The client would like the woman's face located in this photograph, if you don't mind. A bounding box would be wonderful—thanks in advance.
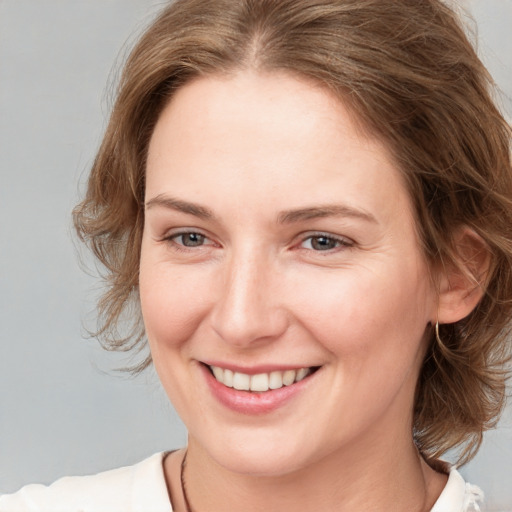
[140,71,437,476]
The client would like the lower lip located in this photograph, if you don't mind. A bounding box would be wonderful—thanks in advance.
[200,364,316,415]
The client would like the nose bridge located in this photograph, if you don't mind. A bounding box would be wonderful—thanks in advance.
[210,243,287,346]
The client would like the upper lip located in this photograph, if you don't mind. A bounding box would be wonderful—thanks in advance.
[201,361,320,375]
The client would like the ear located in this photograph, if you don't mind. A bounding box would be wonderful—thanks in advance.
[436,227,491,324]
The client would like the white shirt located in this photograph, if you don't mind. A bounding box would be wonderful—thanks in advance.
[0,452,484,512]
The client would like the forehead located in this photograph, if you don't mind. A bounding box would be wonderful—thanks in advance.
[145,70,413,227]
[151,70,375,152]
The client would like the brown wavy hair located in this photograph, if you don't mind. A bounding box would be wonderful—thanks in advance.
[74,0,512,465]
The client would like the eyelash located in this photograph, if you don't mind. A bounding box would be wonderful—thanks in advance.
[163,230,353,254]
[298,232,354,253]
[163,230,215,252]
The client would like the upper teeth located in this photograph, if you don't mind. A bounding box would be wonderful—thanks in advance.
[210,366,312,392]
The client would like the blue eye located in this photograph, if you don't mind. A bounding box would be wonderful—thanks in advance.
[301,234,350,251]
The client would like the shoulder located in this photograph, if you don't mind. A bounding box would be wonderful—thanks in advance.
[0,452,172,512]
[430,467,484,512]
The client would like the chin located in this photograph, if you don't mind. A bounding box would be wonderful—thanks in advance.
[195,428,320,477]
[217,450,307,478]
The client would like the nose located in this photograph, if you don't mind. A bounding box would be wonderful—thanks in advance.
[209,250,289,348]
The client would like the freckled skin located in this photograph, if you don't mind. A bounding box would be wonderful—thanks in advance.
[140,71,445,510]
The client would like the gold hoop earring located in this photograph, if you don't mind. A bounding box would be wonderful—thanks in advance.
[435,321,442,345]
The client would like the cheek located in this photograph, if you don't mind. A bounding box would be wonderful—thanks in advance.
[287,260,432,360]
[289,263,433,433]
[138,255,214,419]
[139,256,212,351]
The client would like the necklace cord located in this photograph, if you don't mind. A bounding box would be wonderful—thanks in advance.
[179,448,435,511]
[180,450,193,512]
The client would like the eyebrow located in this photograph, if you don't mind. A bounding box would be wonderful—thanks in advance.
[145,194,377,225]
[277,205,378,224]
[145,194,215,220]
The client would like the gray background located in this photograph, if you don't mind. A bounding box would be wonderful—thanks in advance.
[0,1,511,510]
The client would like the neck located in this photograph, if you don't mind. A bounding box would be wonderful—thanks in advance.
[167,432,446,512]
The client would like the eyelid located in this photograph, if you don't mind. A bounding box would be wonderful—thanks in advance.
[162,228,217,248]
[159,228,353,252]
[296,231,355,251]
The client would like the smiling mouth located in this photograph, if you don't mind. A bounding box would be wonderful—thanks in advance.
[206,365,320,392]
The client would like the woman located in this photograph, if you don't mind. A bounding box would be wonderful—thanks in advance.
[1,0,511,510]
